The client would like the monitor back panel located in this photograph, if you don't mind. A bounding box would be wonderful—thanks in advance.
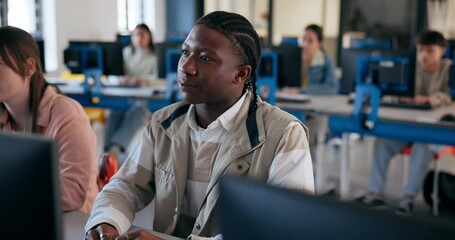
[219,176,455,240]
[0,133,62,239]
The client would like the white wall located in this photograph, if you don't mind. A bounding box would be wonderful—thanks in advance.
[44,0,118,75]
[204,0,340,44]
[273,0,339,43]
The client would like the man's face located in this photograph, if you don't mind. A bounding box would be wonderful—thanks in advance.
[177,24,246,105]
[417,44,445,71]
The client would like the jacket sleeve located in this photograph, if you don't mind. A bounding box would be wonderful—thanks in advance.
[267,121,315,194]
[85,123,156,235]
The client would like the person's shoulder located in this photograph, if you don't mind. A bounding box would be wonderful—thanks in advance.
[123,46,133,56]
[259,102,300,124]
[49,91,87,119]
[151,102,190,122]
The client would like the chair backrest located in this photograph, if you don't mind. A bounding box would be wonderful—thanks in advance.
[98,153,119,190]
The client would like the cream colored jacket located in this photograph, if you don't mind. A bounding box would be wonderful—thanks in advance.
[86,92,312,237]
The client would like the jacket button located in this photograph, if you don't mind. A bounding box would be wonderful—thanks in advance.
[196,224,201,230]
[237,164,243,170]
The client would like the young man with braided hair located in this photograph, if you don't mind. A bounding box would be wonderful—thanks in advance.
[85,11,314,240]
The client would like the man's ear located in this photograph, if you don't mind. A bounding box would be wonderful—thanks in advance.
[234,65,252,84]
[25,58,37,77]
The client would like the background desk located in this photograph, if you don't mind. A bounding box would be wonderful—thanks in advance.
[63,211,181,240]
[277,95,455,199]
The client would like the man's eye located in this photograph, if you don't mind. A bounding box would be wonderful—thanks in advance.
[181,49,189,55]
[200,55,211,61]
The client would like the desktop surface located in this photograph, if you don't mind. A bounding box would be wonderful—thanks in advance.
[219,176,455,240]
[0,133,62,239]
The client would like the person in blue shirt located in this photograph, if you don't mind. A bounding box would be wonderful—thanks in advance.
[281,24,338,163]
[299,24,337,94]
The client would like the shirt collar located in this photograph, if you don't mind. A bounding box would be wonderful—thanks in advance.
[187,91,248,132]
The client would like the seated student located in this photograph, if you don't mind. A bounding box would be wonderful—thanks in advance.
[281,24,337,94]
[0,26,98,213]
[85,11,314,240]
[105,23,157,163]
[282,24,337,163]
[357,30,452,214]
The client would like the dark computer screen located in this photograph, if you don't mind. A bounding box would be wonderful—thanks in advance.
[264,45,302,88]
[64,41,125,76]
[34,37,46,72]
[449,64,455,98]
[218,176,455,240]
[445,40,455,59]
[340,48,415,95]
[0,133,62,239]
[155,41,183,78]
[116,33,131,48]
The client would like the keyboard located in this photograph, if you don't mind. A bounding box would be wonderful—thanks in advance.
[276,92,311,103]
[380,101,433,110]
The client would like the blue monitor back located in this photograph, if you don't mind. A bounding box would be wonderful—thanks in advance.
[356,56,414,97]
[218,176,455,240]
[340,48,415,95]
[350,38,393,49]
[280,37,299,46]
[156,41,183,78]
[0,133,62,239]
[116,34,131,48]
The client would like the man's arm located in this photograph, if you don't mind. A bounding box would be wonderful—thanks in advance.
[267,121,315,194]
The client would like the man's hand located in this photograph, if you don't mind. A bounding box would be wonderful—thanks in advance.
[85,223,119,240]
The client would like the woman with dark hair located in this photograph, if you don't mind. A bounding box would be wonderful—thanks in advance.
[0,26,98,213]
[85,11,313,240]
[299,24,337,94]
[105,23,157,161]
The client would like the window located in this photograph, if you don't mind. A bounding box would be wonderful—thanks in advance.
[0,0,42,36]
[117,0,145,32]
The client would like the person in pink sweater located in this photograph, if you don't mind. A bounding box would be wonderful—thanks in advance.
[0,25,98,213]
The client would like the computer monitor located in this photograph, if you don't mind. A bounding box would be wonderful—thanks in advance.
[449,64,455,98]
[350,38,394,49]
[356,56,415,97]
[34,37,46,72]
[64,41,125,76]
[264,45,302,88]
[155,41,184,78]
[445,40,455,59]
[280,37,299,46]
[0,133,62,239]
[218,176,455,240]
[340,48,415,95]
[116,33,131,48]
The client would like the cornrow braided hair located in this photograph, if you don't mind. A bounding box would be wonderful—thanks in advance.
[196,11,262,115]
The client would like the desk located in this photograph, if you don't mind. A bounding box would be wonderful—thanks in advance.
[63,211,181,240]
[48,77,170,111]
[277,95,455,199]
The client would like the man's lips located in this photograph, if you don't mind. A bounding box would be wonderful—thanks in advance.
[179,80,197,88]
